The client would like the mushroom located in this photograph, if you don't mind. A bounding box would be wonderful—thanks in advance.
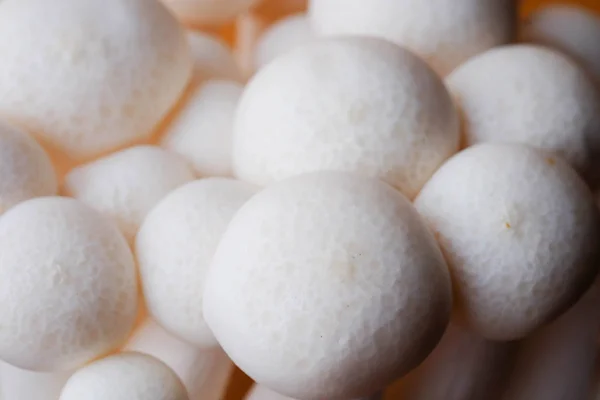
[233,36,459,199]
[204,171,452,399]
[0,0,191,160]
[64,145,195,242]
[415,143,600,340]
[136,178,259,347]
[59,352,188,400]
[0,197,138,371]
[308,0,517,76]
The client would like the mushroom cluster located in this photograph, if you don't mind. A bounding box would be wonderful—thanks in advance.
[0,0,599,399]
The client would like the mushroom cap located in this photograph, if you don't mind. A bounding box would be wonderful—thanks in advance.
[233,36,459,199]
[0,0,191,159]
[522,5,600,82]
[414,143,600,340]
[308,0,517,75]
[64,145,195,242]
[0,121,57,214]
[59,352,189,400]
[136,178,259,348]
[204,171,452,399]
[162,81,244,177]
[446,44,600,185]
[0,197,138,371]
[254,13,314,71]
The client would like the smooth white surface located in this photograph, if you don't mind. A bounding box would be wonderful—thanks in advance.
[415,143,600,340]
[204,171,452,399]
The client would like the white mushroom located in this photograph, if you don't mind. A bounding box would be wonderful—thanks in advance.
[253,13,314,71]
[136,178,259,347]
[59,352,188,400]
[0,0,191,160]
[308,0,517,75]
[446,44,600,186]
[0,197,138,371]
[522,5,600,82]
[415,143,600,340]
[204,171,453,399]
[233,36,459,199]
[161,82,244,177]
[64,145,195,242]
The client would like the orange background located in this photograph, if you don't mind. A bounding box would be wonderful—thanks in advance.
[223,0,600,399]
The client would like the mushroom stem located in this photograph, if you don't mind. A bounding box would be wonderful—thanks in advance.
[502,279,600,400]
[396,321,517,400]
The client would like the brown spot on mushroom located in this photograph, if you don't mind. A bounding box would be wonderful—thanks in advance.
[505,222,512,229]
[546,157,556,166]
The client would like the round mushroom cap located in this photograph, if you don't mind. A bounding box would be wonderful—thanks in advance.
[0,121,57,214]
[522,5,600,82]
[59,352,189,400]
[162,0,263,28]
[0,0,191,160]
[414,143,600,341]
[204,171,453,399]
[446,44,600,186]
[254,13,314,71]
[308,0,517,76]
[64,145,195,242]
[233,36,460,199]
[136,178,259,348]
[161,81,244,177]
[0,197,138,371]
